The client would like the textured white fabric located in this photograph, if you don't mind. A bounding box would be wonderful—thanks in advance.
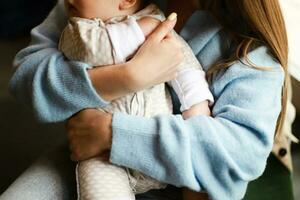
[106,16,145,63]
[59,17,144,66]
[77,158,135,200]
[59,4,213,200]
[167,32,215,111]
[169,69,214,111]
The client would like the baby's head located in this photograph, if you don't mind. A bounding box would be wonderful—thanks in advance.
[65,0,147,20]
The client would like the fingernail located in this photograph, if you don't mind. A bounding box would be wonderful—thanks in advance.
[167,12,177,21]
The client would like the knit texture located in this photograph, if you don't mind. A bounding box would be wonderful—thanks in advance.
[10,1,284,199]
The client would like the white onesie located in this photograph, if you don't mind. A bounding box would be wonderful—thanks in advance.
[59,4,214,200]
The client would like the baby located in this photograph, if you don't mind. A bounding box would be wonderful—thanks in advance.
[59,0,213,199]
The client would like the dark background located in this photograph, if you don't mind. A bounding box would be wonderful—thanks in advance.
[0,0,62,194]
[0,0,56,38]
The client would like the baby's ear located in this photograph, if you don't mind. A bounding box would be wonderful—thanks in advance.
[119,0,138,10]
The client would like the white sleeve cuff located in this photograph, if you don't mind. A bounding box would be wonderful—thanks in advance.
[169,69,214,112]
[106,16,145,63]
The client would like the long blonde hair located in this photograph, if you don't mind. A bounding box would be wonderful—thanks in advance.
[201,0,288,137]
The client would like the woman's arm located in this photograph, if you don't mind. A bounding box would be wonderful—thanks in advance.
[9,1,109,122]
[108,47,284,199]
[67,46,284,199]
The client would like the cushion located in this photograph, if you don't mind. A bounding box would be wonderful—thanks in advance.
[280,0,300,81]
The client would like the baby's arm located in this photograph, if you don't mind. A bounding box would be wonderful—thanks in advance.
[168,34,214,120]
[182,101,211,119]
[169,68,213,120]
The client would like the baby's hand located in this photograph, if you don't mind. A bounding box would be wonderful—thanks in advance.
[137,17,161,38]
[182,101,211,120]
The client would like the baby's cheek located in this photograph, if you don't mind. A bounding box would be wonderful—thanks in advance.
[71,0,118,20]
[75,0,98,17]
[93,2,119,20]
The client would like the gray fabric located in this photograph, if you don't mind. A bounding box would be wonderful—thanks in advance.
[0,144,77,200]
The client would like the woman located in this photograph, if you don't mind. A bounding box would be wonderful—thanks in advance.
[3,0,289,199]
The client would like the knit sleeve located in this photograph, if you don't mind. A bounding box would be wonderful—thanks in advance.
[9,0,109,122]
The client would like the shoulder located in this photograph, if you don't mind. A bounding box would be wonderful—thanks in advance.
[224,46,284,82]
[180,11,283,74]
[180,11,223,56]
[244,46,282,71]
[225,46,283,81]
[180,11,231,71]
[211,46,284,102]
[46,0,67,24]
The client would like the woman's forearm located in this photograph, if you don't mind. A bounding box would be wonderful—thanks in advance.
[88,63,135,101]
[9,1,110,123]
[88,62,135,101]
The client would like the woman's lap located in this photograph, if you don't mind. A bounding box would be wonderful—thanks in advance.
[0,143,77,200]
[0,143,182,200]
[2,142,293,200]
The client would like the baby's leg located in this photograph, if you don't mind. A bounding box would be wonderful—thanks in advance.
[182,188,210,200]
[77,157,135,200]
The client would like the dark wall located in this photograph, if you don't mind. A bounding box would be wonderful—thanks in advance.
[0,0,169,38]
[0,0,57,38]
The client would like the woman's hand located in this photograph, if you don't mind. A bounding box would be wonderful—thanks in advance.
[66,109,113,161]
[87,13,183,101]
[126,13,184,91]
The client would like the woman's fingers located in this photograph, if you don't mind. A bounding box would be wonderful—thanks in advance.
[65,109,113,161]
[149,12,177,42]
[126,12,183,91]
